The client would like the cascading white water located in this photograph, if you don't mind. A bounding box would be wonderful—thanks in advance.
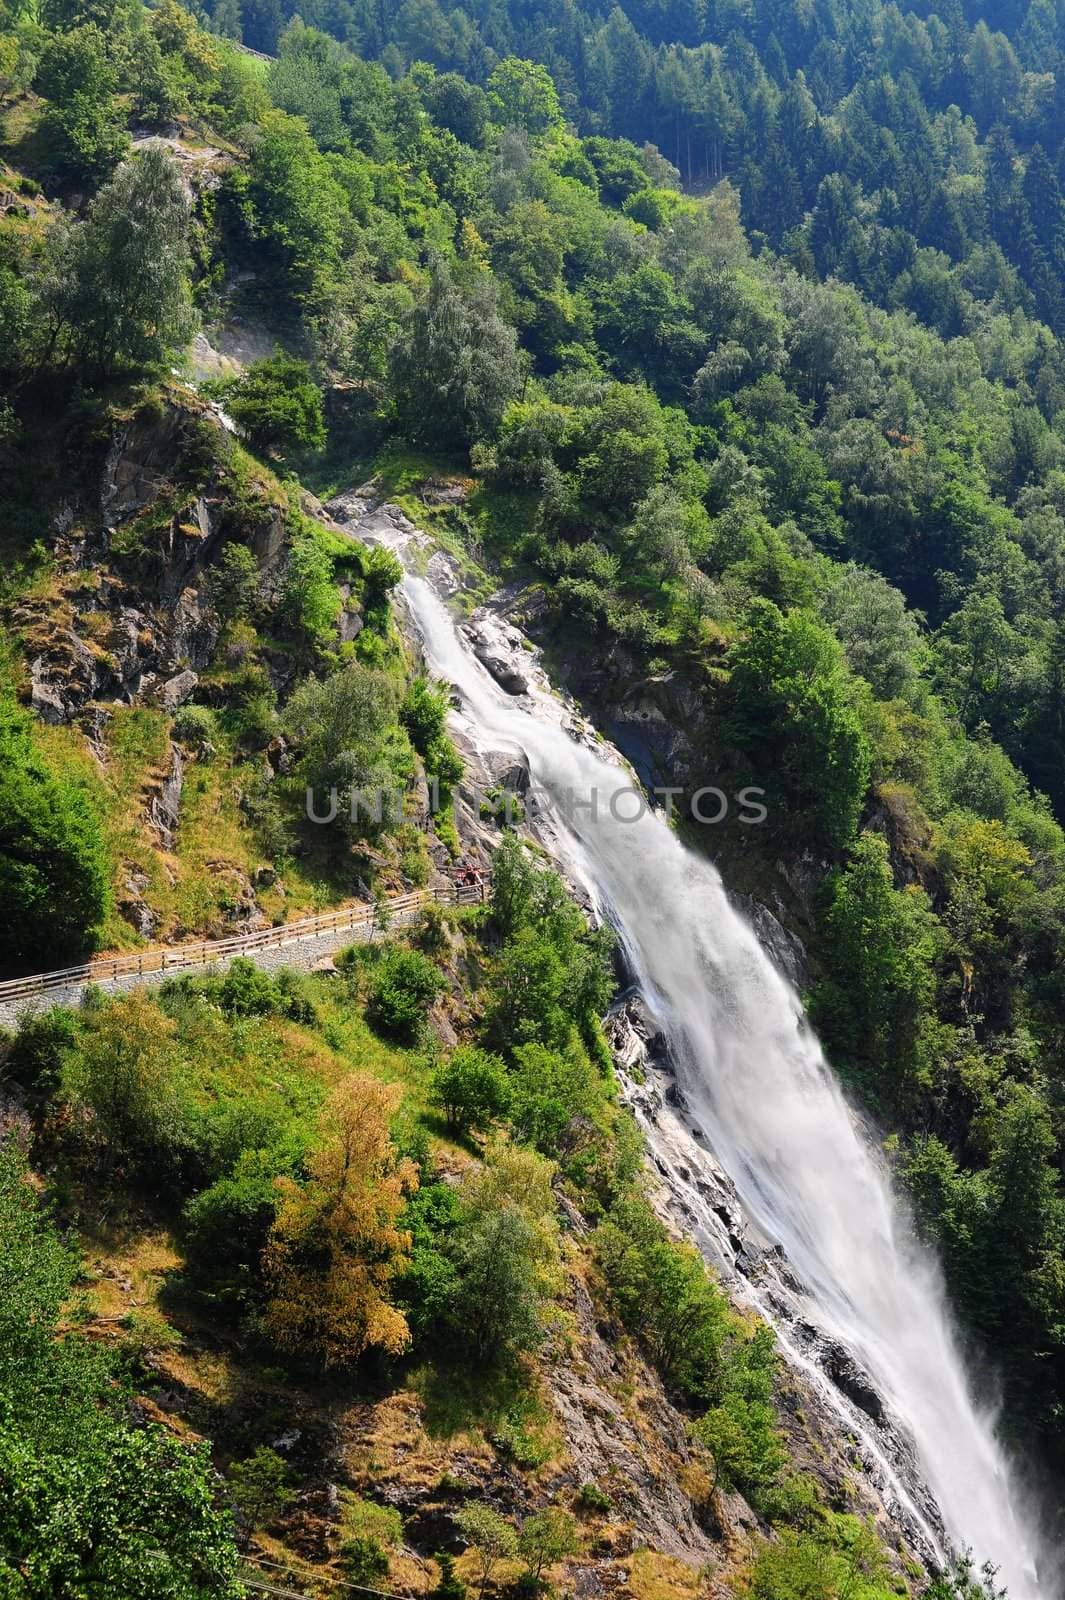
[380,525,1050,1596]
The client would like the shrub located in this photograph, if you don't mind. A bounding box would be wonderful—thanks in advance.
[182,1148,286,1306]
[366,948,447,1042]
[207,543,259,622]
[725,598,870,851]
[340,1495,403,1584]
[282,532,339,640]
[342,1535,389,1585]
[0,698,110,968]
[446,1199,552,1365]
[413,903,450,955]
[218,957,286,1017]
[362,545,404,610]
[6,1007,80,1099]
[227,1446,294,1530]
[172,703,218,754]
[432,1552,467,1600]
[431,1047,511,1136]
[508,1040,599,1153]
[594,1191,739,1403]
[61,993,188,1184]
[222,354,325,457]
[519,1508,580,1583]
[453,1505,519,1600]
[401,677,450,753]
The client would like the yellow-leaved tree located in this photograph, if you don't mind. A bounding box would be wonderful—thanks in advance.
[263,1075,417,1368]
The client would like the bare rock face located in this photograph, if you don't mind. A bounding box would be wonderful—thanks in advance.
[475,646,529,694]
[129,132,230,199]
[158,669,199,710]
[101,405,188,525]
[148,742,184,849]
[461,620,530,695]
[546,1267,719,1564]
[338,604,364,643]
[420,478,470,506]
[247,503,287,567]
[728,891,808,987]
[822,1343,887,1425]
[482,749,531,796]
[15,399,302,731]
[29,670,69,725]
[118,869,159,938]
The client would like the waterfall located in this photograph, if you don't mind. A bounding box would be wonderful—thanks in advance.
[371,514,1050,1597]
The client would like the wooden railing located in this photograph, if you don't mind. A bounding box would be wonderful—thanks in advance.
[0,882,487,1009]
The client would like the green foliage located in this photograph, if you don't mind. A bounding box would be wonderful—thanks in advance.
[362,545,404,610]
[0,1140,242,1597]
[280,529,338,640]
[37,145,194,379]
[395,1179,461,1340]
[223,354,326,458]
[227,1445,294,1530]
[341,1535,390,1585]
[33,24,128,186]
[171,702,219,753]
[453,1504,519,1599]
[181,1149,285,1310]
[444,1144,560,1366]
[206,543,259,623]
[812,833,942,1107]
[401,675,464,803]
[507,1040,599,1153]
[726,599,871,851]
[390,260,525,449]
[485,835,614,1053]
[518,1508,580,1581]
[3,1006,79,1100]
[215,957,316,1022]
[338,1498,403,1585]
[574,1482,610,1513]
[432,1552,467,1600]
[225,108,348,307]
[284,663,411,837]
[447,1209,546,1363]
[431,1046,511,1136]
[0,698,110,969]
[61,991,186,1180]
[401,675,450,753]
[594,1189,745,1404]
[366,947,447,1041]
[924,1554,1007,1600]
[486,57,563,136]
[900,1083,1065,1421]
[694,1381,785,1509]
[745,1518,894,1600]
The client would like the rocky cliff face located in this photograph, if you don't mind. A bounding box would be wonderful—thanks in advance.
[14,395,284,732]
[6,390,366,945]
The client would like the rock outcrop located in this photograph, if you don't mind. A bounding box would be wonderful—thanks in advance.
[12,396,295,732]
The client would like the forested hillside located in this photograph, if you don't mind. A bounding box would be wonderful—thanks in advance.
[202,0,1065,336]
[2,0,1065,1587]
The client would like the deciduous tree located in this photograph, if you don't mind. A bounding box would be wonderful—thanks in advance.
[264,1076,418,1368]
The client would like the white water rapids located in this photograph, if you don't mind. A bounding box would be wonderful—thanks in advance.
[369,511,1051,1596]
